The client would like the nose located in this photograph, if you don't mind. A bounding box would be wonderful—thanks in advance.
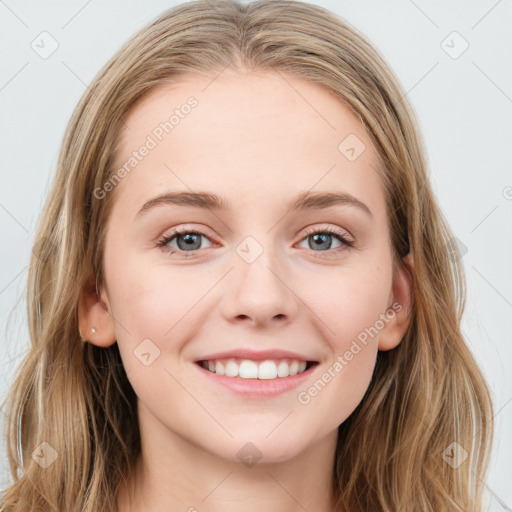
[220,246,299,328]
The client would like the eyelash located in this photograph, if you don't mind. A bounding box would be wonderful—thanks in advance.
[156,225,354,258]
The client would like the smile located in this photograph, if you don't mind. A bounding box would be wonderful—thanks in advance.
[198,358,317,380]
[194,357,319,398]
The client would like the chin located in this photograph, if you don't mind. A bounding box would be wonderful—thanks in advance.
[208,432,314,466]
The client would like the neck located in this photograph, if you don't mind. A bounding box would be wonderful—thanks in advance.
[116,412,339,512]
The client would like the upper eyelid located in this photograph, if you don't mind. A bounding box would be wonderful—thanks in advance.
[302,225,353,240]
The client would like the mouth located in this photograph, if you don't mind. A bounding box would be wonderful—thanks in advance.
[194,357,319,397]
[196,358,319,380]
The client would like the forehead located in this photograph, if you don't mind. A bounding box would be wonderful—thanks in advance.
[111,69,385,220]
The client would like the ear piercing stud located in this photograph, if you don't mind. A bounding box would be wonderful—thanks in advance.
[80,327,97,342]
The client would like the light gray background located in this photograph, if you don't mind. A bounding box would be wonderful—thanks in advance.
[1,0,511,508]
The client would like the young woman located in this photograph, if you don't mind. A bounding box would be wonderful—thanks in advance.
[0,0,493,510]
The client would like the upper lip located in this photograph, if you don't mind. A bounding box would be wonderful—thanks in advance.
[194,348,318,363]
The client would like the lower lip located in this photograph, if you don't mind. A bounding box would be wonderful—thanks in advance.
[194,362,319,398]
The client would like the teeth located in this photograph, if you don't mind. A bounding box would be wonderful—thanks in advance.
[277,360,289,377]
[200,358,309,379]
[239,360,258,378]
[225,360,239,377]
[215,360,226,375]
[258,360,277,379]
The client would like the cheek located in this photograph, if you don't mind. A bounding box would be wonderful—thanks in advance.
[107,263,200,396]
[297,264,389,418]
[312,263,392,350]
[108,252,203,334]
[107,258,218,379]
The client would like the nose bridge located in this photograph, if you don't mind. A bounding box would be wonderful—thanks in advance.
[220,232,298,325]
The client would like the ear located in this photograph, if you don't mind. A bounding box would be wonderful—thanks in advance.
[378,252,414,351]
[78,275,117,347]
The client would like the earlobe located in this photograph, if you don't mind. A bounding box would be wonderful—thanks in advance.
[378,252,414,351]
[78,276,117,347]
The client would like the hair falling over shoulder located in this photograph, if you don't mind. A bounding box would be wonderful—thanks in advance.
[0,1,493,510]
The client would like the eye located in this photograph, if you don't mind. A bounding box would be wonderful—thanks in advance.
[297,226,354,256]
[157,227,213,257]
[157,225,354,258]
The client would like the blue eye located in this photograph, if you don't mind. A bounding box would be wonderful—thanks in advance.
[157,225,354,258]
[157,227,212,256]
[298,226,354,254]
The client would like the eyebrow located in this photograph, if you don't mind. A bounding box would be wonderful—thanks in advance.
[135,190,372,219]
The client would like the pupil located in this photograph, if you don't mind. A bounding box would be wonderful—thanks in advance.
[311,233,331,250]
[178,233,201,250]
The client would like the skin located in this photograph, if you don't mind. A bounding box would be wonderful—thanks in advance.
[79,68,414,512]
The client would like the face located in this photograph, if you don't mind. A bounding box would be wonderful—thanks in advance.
[84,69,412,464]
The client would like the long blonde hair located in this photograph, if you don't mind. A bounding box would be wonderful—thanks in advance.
[0,1,493,510]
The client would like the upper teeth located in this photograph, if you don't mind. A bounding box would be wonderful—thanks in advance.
[201,358,308,379]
